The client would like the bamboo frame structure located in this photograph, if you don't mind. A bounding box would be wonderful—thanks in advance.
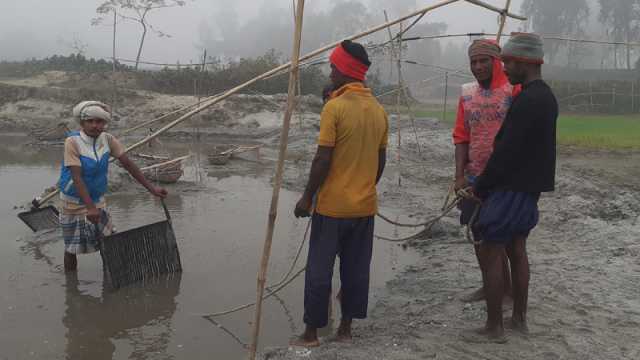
[247,0,305,358]
[402,33,640,47]
[122,0,526,155]
[27,0,526,210]
[138,155,190,172]
[496,0,512,44]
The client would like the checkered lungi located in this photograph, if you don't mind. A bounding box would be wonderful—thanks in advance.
[60,209,113,254]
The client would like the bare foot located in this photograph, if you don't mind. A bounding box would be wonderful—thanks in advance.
[332,329,352,344]
[332,318,353,343]
[460,327,508,344]
[289,336,320,348]
[505,317,529,335]
[460,287,485,302]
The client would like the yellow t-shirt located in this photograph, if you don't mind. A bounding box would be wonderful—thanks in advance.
[316,82,388,218]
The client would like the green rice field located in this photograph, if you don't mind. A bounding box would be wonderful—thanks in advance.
[410,106,640,149]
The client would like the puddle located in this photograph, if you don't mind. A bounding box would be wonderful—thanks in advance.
[0,135,419,359]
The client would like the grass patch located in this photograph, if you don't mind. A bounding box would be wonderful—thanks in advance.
[413,108,456,125]
[556,114,640,149]
[385,102,640,149]
[408,105,640,150]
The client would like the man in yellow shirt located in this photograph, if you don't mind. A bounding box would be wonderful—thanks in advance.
[293,40,388,347]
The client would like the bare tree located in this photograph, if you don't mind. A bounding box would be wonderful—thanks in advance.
[92,0,189,70]
[521,0,590,65]
[599,0,640,70]
[57,34,89,56]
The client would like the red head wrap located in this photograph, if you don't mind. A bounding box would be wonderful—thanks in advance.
[329,44,369,81]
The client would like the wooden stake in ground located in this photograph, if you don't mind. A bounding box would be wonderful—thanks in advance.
[384,10,403,187]
[247,1,305,359]
[443,72,449,123]
[111,9,117,119]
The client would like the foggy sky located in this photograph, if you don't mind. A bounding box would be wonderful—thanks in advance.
[0,0,523,64]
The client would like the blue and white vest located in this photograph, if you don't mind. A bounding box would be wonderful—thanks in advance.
[58,131,112,205]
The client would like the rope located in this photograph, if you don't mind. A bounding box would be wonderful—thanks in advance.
[375,185,482,244]
[466,203,482,245]
[199,183,481,318]
[201,218,311,319]
[375,197,460,242]
[400,32,640,47]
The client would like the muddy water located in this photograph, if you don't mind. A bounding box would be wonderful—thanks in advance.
[0,135,419,360]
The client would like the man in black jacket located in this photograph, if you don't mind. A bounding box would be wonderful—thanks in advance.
[465,33,557,343]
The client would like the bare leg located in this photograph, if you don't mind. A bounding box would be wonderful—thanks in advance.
[290,325,320,347]
[506,236,529,333]
[335,318,352,343]
[64,252,77,272]
[463,247,513,303]
[503,251,513,300]
[461,244,486,302]
[479,242,505,339]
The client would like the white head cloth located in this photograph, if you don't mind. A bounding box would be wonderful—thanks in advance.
[72,101,111,123]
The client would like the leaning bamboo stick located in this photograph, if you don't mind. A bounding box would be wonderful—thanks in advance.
[119,102,200,136]
[247,0,305,358]
[29,0,525,208]
[388,11,404,187]
[496,0,512,44]
[123,0,528,155]
[465,0,524,20]
[139,155,191,172]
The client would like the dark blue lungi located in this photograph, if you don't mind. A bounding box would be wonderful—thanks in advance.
[474,190,540,245]
[303,213,374,328]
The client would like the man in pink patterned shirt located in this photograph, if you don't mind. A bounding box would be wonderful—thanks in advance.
[453,39,520,302]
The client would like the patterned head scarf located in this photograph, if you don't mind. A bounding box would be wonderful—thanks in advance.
[501,32,545,64]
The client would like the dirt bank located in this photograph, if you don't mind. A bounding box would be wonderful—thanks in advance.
[0,74,323,134]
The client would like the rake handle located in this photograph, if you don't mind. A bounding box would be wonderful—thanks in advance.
[160,198,171,222]
[33,189,61,208]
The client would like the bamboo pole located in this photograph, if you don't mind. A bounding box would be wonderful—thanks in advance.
[111,9,117,120]
[247,0,305,359]
[139,155,191,172]
[385,10,403,187]
[29,0,526,208]
[495,0,512,44]
[589,81,594,112]
[632,81,636,113]
[119,102,201,136]
[443,72,449,123]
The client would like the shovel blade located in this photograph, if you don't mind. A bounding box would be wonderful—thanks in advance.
[18,206,60,232]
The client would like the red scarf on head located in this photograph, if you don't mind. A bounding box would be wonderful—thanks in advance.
[490,58,508,89]
[491,58,522,95]
[329,44,369,81]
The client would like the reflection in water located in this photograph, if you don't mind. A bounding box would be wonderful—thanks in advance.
[0,135,62,167]
[63,273,181,360]
[202,317,249,350]
[20,229,60,268]
[267,288,297,334]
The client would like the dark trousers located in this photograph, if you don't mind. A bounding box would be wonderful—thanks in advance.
[303,213,374,328]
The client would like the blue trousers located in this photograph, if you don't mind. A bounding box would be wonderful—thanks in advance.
[303,213,374,328]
